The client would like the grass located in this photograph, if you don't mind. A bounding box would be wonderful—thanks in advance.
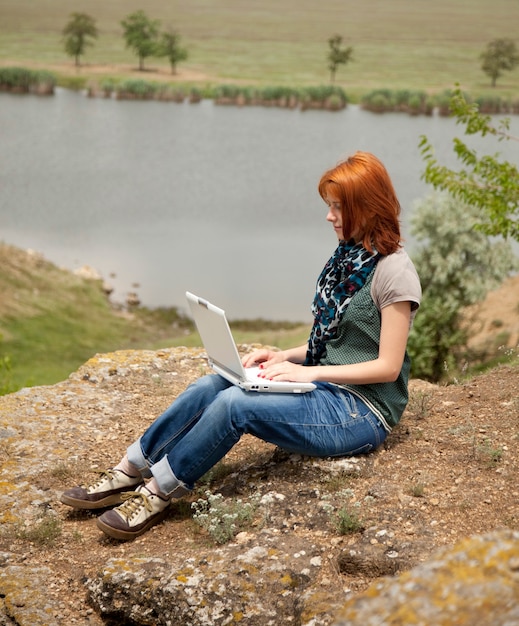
[0,243,179,388]
[15,512,62,546]
[409,482,426,498]
[191,490,259,544]
[476,438,504,468]
[333,505,364,535]
[0,243,309,390]
[406,390,434,420]
[0,0,518,98]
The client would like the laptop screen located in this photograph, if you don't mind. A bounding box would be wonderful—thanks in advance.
[186,292,246,379]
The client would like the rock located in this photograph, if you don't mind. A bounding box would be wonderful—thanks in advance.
[87,542,316,625]
[0,566,57,625]
[73,265,102,281]
[0,348,517,625]
[126,291,141,306]
[337,543,400,577]
[333,529,519,626]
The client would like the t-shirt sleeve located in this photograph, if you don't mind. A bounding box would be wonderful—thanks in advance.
[371,249,422,319]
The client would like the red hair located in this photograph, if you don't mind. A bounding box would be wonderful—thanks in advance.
[318,151,401,255]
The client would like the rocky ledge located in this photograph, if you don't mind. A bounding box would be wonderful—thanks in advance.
[0,347,517,625]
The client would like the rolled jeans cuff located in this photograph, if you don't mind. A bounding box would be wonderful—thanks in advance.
[150,455,191,499]
[127,439,153,479]
[127,439,191,499]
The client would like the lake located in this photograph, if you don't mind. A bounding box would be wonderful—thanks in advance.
[1,88,517,321]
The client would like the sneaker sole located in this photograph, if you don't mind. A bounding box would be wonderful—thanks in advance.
[59,493,125,510]
[96,508,169,541]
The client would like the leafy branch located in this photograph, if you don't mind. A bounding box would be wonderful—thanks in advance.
[419,87,519,241]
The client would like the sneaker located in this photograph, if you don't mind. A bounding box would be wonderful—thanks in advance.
[96,485,170,541]
[60,469,143,510]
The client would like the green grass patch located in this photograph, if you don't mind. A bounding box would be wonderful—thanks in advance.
[1,283,148,388]
[0,0,518,96]
[0,243,187,389]
[14,512,62,546]
[0,243,309,391]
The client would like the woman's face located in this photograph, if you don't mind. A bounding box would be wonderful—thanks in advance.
[324,191,344,240]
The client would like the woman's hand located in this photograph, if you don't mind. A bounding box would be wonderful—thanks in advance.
[241,349,286,369]
[257,360,316,383]
[242,344,309,370]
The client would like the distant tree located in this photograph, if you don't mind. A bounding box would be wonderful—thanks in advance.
[480,38,519,87]
[121,10,161,71]
[327,35,353,83]
[62,12,98,68]
[407,193,518,382]
[420,87,519,241]
[158,29,188,75]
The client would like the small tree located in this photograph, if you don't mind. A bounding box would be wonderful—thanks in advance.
[407,193,518,382]
[62,12,98,68]
[121,10,161,71]
[158,29,188,75]
[420,86,519,241]
[480,38,519,87]
[327,35,353,83]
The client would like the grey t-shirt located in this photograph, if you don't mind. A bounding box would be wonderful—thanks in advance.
[371,247,421,322]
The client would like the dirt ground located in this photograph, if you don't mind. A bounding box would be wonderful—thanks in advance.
[34,367,519,623]
[1,274,516,624]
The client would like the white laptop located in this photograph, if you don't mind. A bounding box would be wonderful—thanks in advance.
[186,292,316,394]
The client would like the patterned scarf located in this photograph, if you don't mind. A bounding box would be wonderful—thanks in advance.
[305,240,380,365]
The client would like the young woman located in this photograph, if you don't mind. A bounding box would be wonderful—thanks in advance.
[61,151,421,540]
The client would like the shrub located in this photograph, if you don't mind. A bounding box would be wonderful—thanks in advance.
[240,85,260,104]
[214,84,241,104]
[0,67,56,94]
[361,89,431,115]
[361,89,394,113]
[116,79,158,100]
[189,86,202,103]
[475,94,506,114]
[300,85,347,110]
[96,77,118,97]
[155,83,186,102]
[408,193,518,382]
[434,90,454,116]
[408,93,424,115]
[191,490,258,544]
[333,504,364,535]
[0,67,32,91]
[394,89,412,110]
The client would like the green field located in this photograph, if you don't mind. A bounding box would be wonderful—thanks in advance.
[1,0,518,98]
[0,244,310,390]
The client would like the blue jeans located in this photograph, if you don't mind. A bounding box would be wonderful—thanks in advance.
[127,374,387,498]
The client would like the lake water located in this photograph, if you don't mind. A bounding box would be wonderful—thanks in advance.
[1,88,517,321]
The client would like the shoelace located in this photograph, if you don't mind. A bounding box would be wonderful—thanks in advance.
[117,490,153,521]
[85,468,118,490]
